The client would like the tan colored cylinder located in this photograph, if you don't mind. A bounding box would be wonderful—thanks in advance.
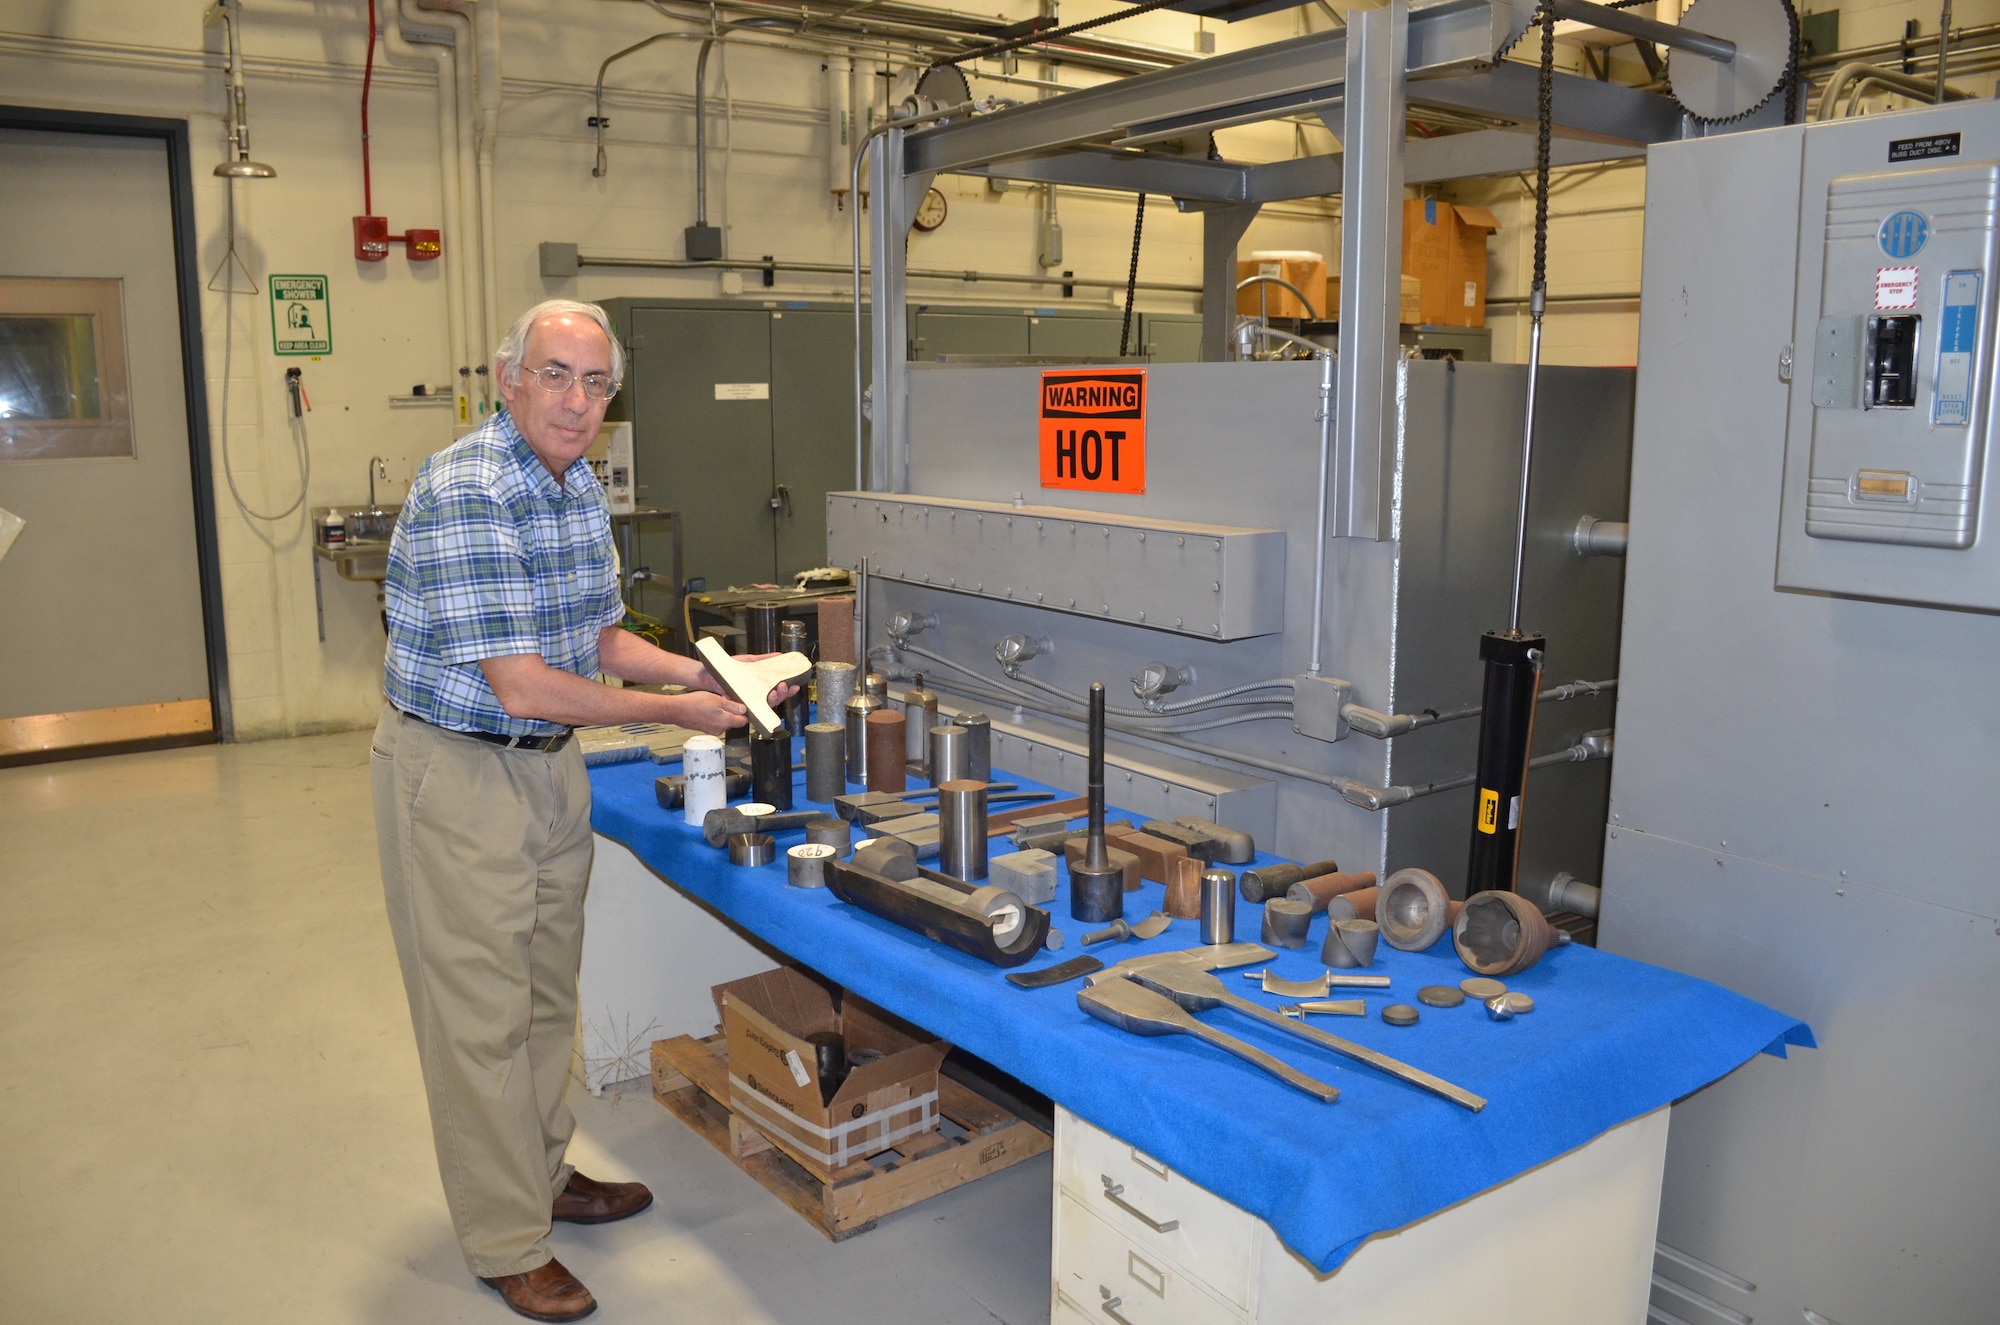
[864,710,906,792]
[1164,855,1205,919]
[1288,869,1378,913]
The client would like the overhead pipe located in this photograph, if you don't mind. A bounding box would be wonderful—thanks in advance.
[411,0,484,419]
[473,0,502,398]
[379,8,468,420]
[1815,60,1975,119]
[1342,679,1616,740]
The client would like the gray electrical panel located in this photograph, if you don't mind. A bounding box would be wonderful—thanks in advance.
[1777,122,2000,608]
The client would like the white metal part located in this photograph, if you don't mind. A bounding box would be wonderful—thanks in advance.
[826,493,1286,640]
[1668,0,1796,122]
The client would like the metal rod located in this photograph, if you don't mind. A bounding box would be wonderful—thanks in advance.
[1085,682,1108,871]
[1510,305,1543,633]
[1548,0,1737,63]
[579,248,1199,293]
[1939,0,1956,103]
[1308,350,1333,676]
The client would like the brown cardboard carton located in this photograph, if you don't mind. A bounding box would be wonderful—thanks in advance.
[1236,251,1328,320]
[1401,199,1501,327]
[716,967,949,1179]
[1328,274,1425,327]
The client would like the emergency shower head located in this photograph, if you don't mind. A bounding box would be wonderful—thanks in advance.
[207,0,277,179]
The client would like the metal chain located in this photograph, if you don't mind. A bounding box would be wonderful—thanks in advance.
[1533,0,1556,295]
[1119,193,1146,357]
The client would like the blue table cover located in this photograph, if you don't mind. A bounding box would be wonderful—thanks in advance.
[591,757,1811,1273]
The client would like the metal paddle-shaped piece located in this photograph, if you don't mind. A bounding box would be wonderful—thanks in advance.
[1082,911,1171,946]
[1077,978,1339,1104]
[1132,958,1486,1112]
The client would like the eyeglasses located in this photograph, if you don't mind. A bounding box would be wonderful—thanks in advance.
[522,363,620,402]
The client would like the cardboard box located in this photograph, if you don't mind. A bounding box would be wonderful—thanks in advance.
[1236,250,1327,320]
[1402,199,1501,327]
[716,967,948,1179]
[1328,274,1425,327]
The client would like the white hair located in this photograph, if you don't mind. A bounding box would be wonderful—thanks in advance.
[493,299,624,385]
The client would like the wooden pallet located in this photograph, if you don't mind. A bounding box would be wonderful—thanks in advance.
[652,1033,1051,1240]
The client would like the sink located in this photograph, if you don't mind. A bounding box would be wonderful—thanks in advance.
[347,506,400,543]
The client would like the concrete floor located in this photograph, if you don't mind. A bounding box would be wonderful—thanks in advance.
[0,731,1052,1324]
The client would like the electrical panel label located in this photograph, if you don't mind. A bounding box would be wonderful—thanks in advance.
[1477,788,1499,835]
[1934,269,1981,427]
[714,382,770,400]
[1889,132,1961,162]
[1875,266,1920,310]
[1038,368,1146,494]
[269,275,331,355]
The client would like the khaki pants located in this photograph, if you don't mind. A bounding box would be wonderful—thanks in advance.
[370,705,594,1277]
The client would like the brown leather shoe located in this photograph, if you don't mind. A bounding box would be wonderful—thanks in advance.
[481,1257,597,1322]
[552,1171,654,1225]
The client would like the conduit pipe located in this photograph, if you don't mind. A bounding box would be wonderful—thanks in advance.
[383,2,471,424]
[409,0,484,418]
[1342,679,1616,739]
[472,0,502,392]
[1815,61,1974,119]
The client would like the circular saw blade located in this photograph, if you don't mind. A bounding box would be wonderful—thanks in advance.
[1669,0,1798,123]
[1494,0,1541,59]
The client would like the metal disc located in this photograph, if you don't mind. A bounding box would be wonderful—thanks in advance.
[1417,984,1466,1008]
[1493,0,1541,58]
[1669,0,1797,124]
[1459,976,1508,1001]
[1382,1003,1421,1027]
[1500,991,1535,1015]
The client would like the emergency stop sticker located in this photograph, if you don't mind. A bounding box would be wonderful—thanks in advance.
[1876,266,1920,310]
[1039,368,1146,493]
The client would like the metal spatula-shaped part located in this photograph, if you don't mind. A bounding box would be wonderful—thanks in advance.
[1087,942,1274,987]
[1243,969,1392,992]
[1281,1000,1367,1017]
[1134,959,1486,1113]
[1077,979,1339,1104]
[1082,910,1171,946]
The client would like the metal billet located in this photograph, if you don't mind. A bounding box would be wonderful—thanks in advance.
[1382,1004,1421,1027]
[1141,819,1220,863]
[1070,682,1124,924]
[654,767,750,810]
[1289,869,1378,914]
[702,805,819,848]
[989,848,1057,904]
[1460,977,1508,1001]
[1260,898,1315,949]
[937,779,988,881]
[814,660,857,728]
[1129,958,1484,1111]
[1454,889,1559,977]
[1239,859,1340,905]
[1173,816,1255,865]
[1005,954,1104,989]
[902,675,937,770]
[844,694,881,782]
[804,815,852,858]
[1163,856,1204,919]
[1418,985,1466,1008]
[804,722,846,802]
[959,712,991,782]
[1076,978,1340,1104]
[1377,869,1458,951]
[728,832,776,867]
[787,842,837,888]
[1199,868,1235,945]
[928,724,970,786]
[779,620,809,736]
[864,709,906,792]
[1322,918,1380,969]
[825,855,1049,967]
[1282,999,1366,1018]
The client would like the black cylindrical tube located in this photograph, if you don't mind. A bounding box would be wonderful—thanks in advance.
[937,779,988,881]
[749,733,794,811]
[960,712,991,782]
[780,619,809,736]
[805,723,846,802]
[1466,630,1545,895]
[807,1030,848,1105]
[744,601,785,654]
[1069,683,1124,923]
[929,724,969,787]
[845,694,881,782]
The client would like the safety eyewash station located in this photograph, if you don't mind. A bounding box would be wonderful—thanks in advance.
[570,2,1998,1322]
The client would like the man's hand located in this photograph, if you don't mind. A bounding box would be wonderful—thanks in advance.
[704,650,801,710]
[672,690,750,736]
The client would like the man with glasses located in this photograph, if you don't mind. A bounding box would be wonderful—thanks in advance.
[371,299,790,1320]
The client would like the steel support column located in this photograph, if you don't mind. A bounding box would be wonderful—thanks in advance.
[1334,0,1407,541]
[867,127,933,493]
[1201,204,1262,361]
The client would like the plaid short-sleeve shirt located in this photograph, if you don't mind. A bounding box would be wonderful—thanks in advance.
[382,412,624,737]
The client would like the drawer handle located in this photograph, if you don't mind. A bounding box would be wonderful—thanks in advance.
[1099,1291,1138,1325]
[1100,1175,1180,1233]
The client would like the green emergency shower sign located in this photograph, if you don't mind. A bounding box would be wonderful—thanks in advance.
[269,275,332,355]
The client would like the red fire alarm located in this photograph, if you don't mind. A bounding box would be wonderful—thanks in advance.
[353,215,390,262]
[406,229,441,261]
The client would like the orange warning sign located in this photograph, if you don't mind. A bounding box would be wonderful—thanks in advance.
[1039,368,1146,494]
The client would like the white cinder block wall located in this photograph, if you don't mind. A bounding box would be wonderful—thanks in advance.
[3,0,1984,737]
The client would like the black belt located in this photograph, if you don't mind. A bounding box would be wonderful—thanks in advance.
[401,709,573,752]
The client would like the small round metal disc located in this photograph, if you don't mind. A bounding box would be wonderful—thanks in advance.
[1459,977,1508,1001]
[1500,991,1534,1015]
[736,802,778,818]
[1417,985,1465,1008]
[1381,1003,1420,1027]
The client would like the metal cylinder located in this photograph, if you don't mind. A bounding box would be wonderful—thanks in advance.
[959,712,991,782]
[749,734,794,811]
[1260,897,1315,949]
[681,734,729,827]
[928,724,970,786]
[1322,918,1380,969]
[728,831,776,867]
[1238,859,1340,905]
[655,766,749,809]
[815,660,857,727]
[805,723,846,801]
[780,619,810,736]
[865,709,906,792]
[1467,630,1545,895]
[863,671,888,700]
[844,694,881,782]
[1164,856,1204,919]
[805,814,852,858]
[1200,868,1236,945]
[903,675,937,767]
[745,601,785,654]
[937,778,989,881]
[787,842,838,889]
[1070,682,1124,923]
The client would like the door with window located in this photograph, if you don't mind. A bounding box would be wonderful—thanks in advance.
[0,126,216,760]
